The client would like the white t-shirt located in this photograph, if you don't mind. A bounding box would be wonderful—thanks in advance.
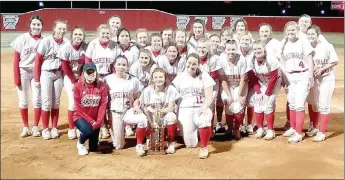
[140,85,180,109]
[312,42,338,79]
[57,42,86,72]
[252,54,281,86]
[120,44,139,68]
[129,61,158,87]
[10,32,44,69]
[265,38,281,56]
[172,71,216,108]
[199,55,221,73]
[157,55,186,80]
[104,73,144,112]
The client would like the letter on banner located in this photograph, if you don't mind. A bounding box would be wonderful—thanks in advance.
[3,14,19,30]
[212,17,226,30]
[176,16,190,30]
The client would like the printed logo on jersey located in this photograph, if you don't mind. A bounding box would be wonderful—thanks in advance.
[194,16,208,25]
[212,17,226,30]
[3,14,19,30]
[24,47,37,55]
[176,16,190,30]
[283,52,303,61]
[110,92,131,101]
[179,87,204,96]
[81,95,101,107]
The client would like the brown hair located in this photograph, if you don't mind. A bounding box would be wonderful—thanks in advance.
[81,70,100,88]
[252,40,267,63]
[116,27,131,42]
[188,19,206,42]
[29,15,44,27]
[233,19,248,33]
[186,53,202,77]
[259,23,273,33]
[149,33,163,46]
[52,19,67,34]
[138,48,155,67]
[173,29,187,41]
[136,28,148,38]
[160,27,173,36]
[70,26,87,48]
[307,25,321,36]
[165,41,181,60]
[220,27,233,39]
[149,68,171,90]
[96,24,111,34]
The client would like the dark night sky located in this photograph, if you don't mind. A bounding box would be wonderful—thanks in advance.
[0,1,344,17]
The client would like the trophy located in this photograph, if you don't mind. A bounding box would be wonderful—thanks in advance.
[146,111,166,155]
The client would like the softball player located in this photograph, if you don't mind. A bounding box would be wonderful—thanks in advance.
[139,68,181,155]
[220,27,233,52]
[135,28,149,49]
[104,55,144,150]
[117,27,139,68]
[58,26,87,140]
[161,27,173,54]
[232,19,254,44]
[276,21,314,143]
[218,40,250,140]
[10,15,44,138]
[34,19,68,140]
[107,15,122,42]
[305,25,338,141]
[173,53,216,159]
[187,19,206,54]
[145,33,163,62]
[298,14,329,44]
[250,40,282,140]
[157,42,186,81]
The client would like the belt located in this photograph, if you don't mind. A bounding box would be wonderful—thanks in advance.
[45,68,61,72]
[289,69,307,74]
[99,73,110,77]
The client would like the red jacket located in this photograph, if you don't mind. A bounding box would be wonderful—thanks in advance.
[73,76,109,129]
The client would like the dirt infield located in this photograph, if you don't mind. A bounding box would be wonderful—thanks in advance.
[1,32,344,179]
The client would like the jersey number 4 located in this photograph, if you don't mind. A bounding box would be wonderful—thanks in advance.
[196,96,203,104]
[299,61,305,68]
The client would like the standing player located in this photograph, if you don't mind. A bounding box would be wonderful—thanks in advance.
[145,33,163,62]
[58,26,87,140]
[187,19,206,54]
[173,53,216,159]
[232,19,254,44]
[298,14,329,44]
[85,24,122,139]
[107,15,122,42]
[137,68,181,155]
[104,55,144,150]
[134,28,149,49]
[10,15,44,137]
[219,27,233,52]
[161,27,173,54]
[306,25,338,141]
[34,19,68,140]
[117,27,139,67]
[219,40,250,140]
[250,40,282,140]
[276,21,314,143]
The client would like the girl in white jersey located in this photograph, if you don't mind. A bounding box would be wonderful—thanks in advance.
[173,53,216,159]
[219,27,233,52]
[305,25,338,142]
[298,14,329,44]
[107,15,122,42]
[277,21,314,143]
[145,33,163,62]
[34,19,68,140]
[139,68,181,155]
[85,24,122,139]
[232,19,254,44]
[161,27,174,54]
[117,27,139,67]
[11,15,44,138]
[58,26,87,140]
[135,28,149,49]
[104,55,144,150]
[187,19,206,54]
[174,29,194,57]
[219,40,251,140]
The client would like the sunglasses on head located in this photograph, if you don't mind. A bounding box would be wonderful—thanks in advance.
[86,69,95,75]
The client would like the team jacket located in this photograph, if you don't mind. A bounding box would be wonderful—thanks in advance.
[73,76,109,129]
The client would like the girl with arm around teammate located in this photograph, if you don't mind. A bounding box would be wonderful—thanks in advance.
[173,53,216,159]
[73,62,109,155]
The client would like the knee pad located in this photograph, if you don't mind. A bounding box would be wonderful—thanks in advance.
[294,105,305,112]
[18,102,29,109]
[319,105,331,114]
[164,112,177,125]
[193,108,212,128]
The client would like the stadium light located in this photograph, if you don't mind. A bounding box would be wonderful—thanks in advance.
[38,1,44,8]
[282,9,286,14]
[321,10,325,14]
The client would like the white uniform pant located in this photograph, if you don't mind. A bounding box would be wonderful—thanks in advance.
[286,71,310,111]
[40,70,64,111]
[16,68,41,109]
[221,85,248,115]
[307,77,335,114]
[63,74,78,111]
[109,111,126,150]
[177,107,212,148]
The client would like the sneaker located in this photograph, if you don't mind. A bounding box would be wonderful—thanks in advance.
[20,127,31,138]
[255,128,265,139]
[125,126,134,137]
[313,131,326,142]
[42,128,51,140]
[199,147,209,159]
[288,133,303,143]
[76,140,89,156]
[50,128,59,139]
[166,143,176,154]
[136,144,145,157]
[31,126,41,137]
[246,124,254,135]
[68,129,77,140]
[239,125,247,134]
[215,122,222,132]
[306,127,319,137]
[263,130,275,141]
[101,127,110,139]
[283,127,296,137]
[283,121,291,131]
[76,129,81,138]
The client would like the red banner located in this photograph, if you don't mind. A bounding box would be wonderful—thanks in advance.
[1,9,344,33]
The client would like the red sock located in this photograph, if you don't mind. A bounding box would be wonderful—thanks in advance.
[308,104,317,127]
[34,108,41,126]
[20,108,29,127]
[256,113,264,128]
[265,112,275,130]
[51,108,59,128]
[319,114,331,133]
[199,127,211,148]
[216,105,224,122]
[166,124,177,143]
[234,112,245,130]
[286,103,290,123]
[246,106,254,125]
[289,110,296,129]
[225,114,234,132]
[42,110,50,129]
[314,111,320,128]
[295,111,305,134]
[136,127,147,144]
[68,110,75,129]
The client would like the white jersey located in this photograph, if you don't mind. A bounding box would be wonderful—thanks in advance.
[57,42,86,72]
[252,54,281,86]
[265,38,281,56]
[36,35,69,70]
[218,53,251,88]
[187,36,198,55]
[312,42,338,79]
[85,38,122,75]
[238,47,254,69]
[298,31,329,44]
[140,85,180,109]
[157,55,186,80]
[144,46,163,63]
[10,32,43,69]
[173,71,216,108]
[129,61,158,87]
[120,44,139,68]
[104,73,144,112]
[276,37,313,72]
[199,55,221,73]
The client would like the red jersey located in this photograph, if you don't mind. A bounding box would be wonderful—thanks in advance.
[73,77,109,129]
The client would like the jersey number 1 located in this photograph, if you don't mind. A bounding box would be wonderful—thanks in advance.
[196,96,203,104]
[299,61,305,68]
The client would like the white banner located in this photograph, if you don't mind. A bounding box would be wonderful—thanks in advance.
[194,16,208,25]
[230,16,243,29]
[2,14,19,30]
[212,16,226,30]
[176,16,190,30]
